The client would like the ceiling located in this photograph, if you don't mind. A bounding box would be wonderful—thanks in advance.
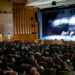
[0,0,75,9]
[0,0,27,3]
[27,0,75,8]
[0,0,27,13]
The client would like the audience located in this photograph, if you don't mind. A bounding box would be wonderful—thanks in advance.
[0,41,75,75]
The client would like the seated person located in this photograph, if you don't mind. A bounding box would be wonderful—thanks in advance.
[47,60,56,70]
[1,62,18,75]
[29,67,40,75]
[59,62,72,72]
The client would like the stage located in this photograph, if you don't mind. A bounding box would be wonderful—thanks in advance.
[35,38,75,45]
[41,35,75,41]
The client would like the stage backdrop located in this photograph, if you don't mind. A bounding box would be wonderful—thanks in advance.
[38,4,75,41]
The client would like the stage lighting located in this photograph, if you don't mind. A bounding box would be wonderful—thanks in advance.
[61,18,68,24]
[53,18,68,27]
[70,31,74,36]
[69,16,75,25]
[53,19,61,26]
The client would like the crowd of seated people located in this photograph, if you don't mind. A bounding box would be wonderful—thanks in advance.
[0,41,75,75]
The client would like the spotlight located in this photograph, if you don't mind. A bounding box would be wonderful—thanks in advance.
[52,1,56,6]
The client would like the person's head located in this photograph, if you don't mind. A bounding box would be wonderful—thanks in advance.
[66,59,70,63]
[55,54,60,60]
[30,67,40,75]
[48,60,55,69]
[65,52,70,57]
[10,57,15,64]
[41,56,46,62]
[30,55,35,61]
[30,67,37,75]
[61,61,68,68]
[72,52,75,60]
[22,71,26,75]
[32,59,38,66]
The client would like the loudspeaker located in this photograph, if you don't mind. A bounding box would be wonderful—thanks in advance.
[4,11,7,13]
[32,32,35,34]
[32,32,37,34]
[35,12,38,22]
[0,11,2,13]
[52,1,56,5]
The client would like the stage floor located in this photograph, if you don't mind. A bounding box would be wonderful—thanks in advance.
[41,35,75,41]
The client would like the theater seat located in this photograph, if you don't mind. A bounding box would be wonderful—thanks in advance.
[43,69,56,75]
[58,71,72,75]
[9,72,18,75]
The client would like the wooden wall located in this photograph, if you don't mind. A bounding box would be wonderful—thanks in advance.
[13,3,38,41]
[35,39,75,45]
[13,34,36,42]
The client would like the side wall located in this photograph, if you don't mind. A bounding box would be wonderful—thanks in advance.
[0,2,13,41]
[13,3,38,41]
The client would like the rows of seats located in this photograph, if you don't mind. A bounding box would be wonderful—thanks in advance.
[0,41,75,75]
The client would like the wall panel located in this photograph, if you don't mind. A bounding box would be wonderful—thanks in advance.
[13,3,38,41]
[13,34,36,42]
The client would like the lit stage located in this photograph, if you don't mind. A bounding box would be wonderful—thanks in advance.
[41,35,75,41]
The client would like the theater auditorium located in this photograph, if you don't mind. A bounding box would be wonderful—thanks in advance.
[0,0,75,75]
